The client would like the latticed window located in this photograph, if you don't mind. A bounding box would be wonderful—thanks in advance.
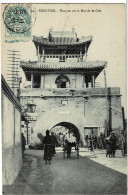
[59,55,66,62]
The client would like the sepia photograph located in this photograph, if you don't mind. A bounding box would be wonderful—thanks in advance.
[1,2,127,194]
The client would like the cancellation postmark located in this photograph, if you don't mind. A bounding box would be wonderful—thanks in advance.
[3,4,36,42]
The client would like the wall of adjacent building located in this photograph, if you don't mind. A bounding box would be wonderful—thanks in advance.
[20,87,123,145]
[2,76,22,185]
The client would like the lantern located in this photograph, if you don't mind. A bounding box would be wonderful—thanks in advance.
[26,103,36,113]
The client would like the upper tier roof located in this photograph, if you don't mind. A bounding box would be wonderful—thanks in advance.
[33,35,92,46]
[33,29,92,46]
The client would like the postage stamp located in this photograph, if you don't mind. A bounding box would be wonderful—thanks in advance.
[3,4,36,43]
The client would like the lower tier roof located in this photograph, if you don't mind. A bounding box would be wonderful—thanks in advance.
[20,61,107,72]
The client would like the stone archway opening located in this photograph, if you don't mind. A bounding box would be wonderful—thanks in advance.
[50,122,80,146]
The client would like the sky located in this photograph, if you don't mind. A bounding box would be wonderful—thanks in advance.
[2,3,127,115]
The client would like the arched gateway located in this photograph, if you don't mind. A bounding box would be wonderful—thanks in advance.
[33,107,85,145]
[50,122,80,143]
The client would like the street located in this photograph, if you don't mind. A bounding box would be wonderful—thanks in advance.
[3,148,127,195]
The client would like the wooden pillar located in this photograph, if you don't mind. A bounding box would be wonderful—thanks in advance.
[42,47,44,62]
[92,75,95,88]
[80,49,82,62]
[82,74,85,88]
[83,46,87,62]
[41,74,45,88]
[86,78,88,88]
[104,68,107,88]
[38,45,40,62]
[43,74,45,88]
[85,46,87,55]
[31,72,34,88]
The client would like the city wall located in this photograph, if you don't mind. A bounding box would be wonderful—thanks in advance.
[20,87,123,145]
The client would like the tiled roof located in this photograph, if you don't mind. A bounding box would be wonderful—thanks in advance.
[33,35,92,46]
[20,61,107,70]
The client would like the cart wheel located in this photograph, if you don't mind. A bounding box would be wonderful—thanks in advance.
[77,150,79,159]
[63,149,65,159]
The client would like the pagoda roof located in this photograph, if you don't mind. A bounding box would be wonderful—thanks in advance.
[20,61,107,71]
[33,35,92,46]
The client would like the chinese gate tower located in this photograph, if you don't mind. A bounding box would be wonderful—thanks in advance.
[20,28,123,145]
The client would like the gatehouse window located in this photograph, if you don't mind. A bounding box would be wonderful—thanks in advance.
[59,55,66,62]
[33,74,41,88]
[55,75,70,88]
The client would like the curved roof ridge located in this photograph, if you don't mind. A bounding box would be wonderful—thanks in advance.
[33,35,92,45]
[20,60,107,70]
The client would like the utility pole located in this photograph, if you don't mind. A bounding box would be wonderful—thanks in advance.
[104,67,109,136]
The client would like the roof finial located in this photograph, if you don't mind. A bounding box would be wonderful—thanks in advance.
[72,25,75,32]
[49,27,53,32]
[72,26,77,39]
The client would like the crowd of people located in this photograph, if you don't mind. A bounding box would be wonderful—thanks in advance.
[53,132,76,147]
[85,133,106,150]
[85,132,117,157]
[21,129,126,163]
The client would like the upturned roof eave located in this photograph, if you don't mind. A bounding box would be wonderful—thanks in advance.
[20,61,107,71]
[32,35,92,46]
[33,41,92,46]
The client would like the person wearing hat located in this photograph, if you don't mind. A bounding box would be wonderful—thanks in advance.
[109,132,116,157]
[42,130,53,164]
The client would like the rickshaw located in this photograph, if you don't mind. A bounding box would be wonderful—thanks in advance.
[63,140,80,159]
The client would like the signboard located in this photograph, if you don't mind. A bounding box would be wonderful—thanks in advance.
[24,116,37,121]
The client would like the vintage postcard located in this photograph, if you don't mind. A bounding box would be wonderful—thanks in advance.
[1,3,127,194]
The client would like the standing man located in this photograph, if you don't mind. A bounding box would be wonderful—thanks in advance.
[22,133,26,156]
[51,132,57,156]
[109,133,116,157]
[89,135,94,152]
[42,130,53,164]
